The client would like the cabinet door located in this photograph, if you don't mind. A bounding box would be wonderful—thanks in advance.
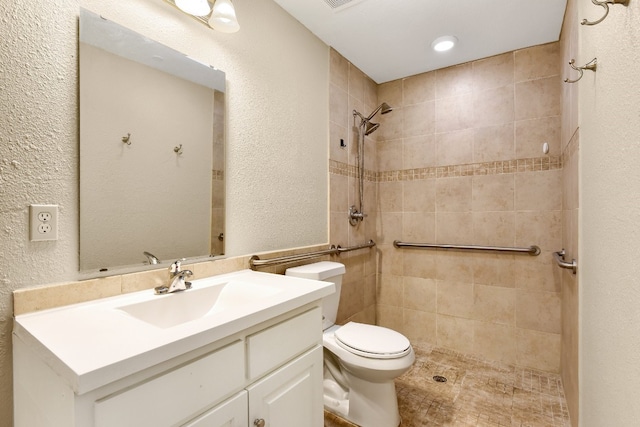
[182,391,248,427]
[247,346,323,427]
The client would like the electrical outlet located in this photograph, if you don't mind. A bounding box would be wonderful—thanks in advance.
[30,204,58,241]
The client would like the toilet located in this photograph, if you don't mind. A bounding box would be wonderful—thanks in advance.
[286,261,414,427]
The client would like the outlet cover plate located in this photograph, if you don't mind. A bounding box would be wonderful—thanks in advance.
[30,204,58,241]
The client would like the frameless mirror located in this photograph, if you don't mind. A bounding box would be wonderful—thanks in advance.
[79,8,226,273]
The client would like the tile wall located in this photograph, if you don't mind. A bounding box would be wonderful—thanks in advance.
[329,44,565,373]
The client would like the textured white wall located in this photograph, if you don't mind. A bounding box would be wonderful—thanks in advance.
[0,0,328,424]
[579,0,640,424]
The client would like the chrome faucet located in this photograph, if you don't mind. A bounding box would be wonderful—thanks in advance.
[154,259,193,294]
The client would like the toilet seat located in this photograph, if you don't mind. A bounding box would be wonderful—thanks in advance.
[334,322,411,359]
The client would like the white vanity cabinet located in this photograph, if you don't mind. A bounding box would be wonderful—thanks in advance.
[14,303,325,427]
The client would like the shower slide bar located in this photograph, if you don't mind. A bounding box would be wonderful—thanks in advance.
[250,240,376,269]
[553,249,577,274]
[393,240,540,256]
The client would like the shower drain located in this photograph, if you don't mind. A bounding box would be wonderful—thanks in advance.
[433,375,448,383]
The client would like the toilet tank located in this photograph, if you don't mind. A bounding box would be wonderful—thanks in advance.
[285,261,345,330]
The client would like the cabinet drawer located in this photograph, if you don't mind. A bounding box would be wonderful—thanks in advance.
[247,307,321,380]
[94,340,245,427]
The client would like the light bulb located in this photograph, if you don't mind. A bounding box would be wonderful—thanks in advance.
[431,36,458,52]
[175,0,212,16]
[209,0,240,33]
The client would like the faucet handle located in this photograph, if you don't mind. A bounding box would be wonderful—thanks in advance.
[170,258,187,273]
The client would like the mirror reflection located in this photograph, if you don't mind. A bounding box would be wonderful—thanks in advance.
[79,9,225,273]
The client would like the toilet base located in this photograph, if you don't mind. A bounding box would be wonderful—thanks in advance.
[323,374,401,427]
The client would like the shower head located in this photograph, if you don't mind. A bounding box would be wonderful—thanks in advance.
[366,102,393,120]
[364,121,380,135]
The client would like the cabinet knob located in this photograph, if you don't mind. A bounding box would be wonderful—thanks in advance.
[254,419,266,427]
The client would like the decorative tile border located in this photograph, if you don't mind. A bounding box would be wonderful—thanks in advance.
[330,156,563,182]
[212,169,224,180]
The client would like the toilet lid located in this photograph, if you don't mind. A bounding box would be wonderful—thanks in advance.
[334,322,411,359]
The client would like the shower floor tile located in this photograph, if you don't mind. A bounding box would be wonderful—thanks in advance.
[324,343,571,427]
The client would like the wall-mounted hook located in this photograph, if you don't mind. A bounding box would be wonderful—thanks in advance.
[174,144,183,155]
[581,0,628,26]
[564,58,597,83]
[122,133,132,145]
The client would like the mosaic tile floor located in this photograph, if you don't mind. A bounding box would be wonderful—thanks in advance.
[324,343,571,427]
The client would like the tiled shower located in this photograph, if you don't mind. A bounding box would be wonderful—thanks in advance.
[328,33,579,425]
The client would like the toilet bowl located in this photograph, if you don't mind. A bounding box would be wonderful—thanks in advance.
[286,261,414,427]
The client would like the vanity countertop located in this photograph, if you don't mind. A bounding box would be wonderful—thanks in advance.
[13,269,334,395]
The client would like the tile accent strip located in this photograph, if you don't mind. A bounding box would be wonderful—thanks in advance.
[330,156,563,182]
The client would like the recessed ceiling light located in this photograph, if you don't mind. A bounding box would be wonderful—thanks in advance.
[431,35,458,52]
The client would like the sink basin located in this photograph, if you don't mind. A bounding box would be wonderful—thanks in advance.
[118,280,283,328]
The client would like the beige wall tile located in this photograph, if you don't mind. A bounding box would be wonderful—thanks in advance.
[377,138,404,171]
[403,276,437,313]
[516,290,561,334]
[515,76,561,121]
[403,72,436,105]
[378,274,404,307]
[329,121,348,163]
[472,174,515,211]
[330,82,349,128]
[337,276,365,323]
[348,63,366,104]
[515,116,561,159]
[436,129,474,166]
[472,253,517,288]
[377,304,404,332]
[515,210,562,251]
[377,212,403,245]
[436,212,473,245]
[437,280,474,318]
[378,181,403,212]
[435,93,475,133]
[403,309,437,344]
[473,85,515,128]
[472,211,516,247]
[330,174,349,213]
[474,284,516,325]
[330,48,348,91]
[403,135,436,169]
[403,101,435,137]
[437,314,475,353]
[515,42,560,82]
[434,251,474,283]
[435,63,473,99]
[472,52,514,92]
[402,212,436,242]
[404,179,436,212]
[378,79,403,108]
[516,328,561,373]
[473,123,515,162]
[474,322,517,364]
[515,253,561,293]
[515,170,562,211]
[378,243,404,276]
[436,176,472,212]
[378,105,403,141]
[402,250,436,279]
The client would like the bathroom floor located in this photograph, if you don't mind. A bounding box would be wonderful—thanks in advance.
[324,343,571,427]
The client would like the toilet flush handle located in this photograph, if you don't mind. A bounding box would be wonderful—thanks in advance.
[254,419,266,427]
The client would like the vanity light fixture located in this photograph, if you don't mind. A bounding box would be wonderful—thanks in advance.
[431,35,458,52]
[175,0,212,16]
[164,0,240,33]
[209,0,240,33]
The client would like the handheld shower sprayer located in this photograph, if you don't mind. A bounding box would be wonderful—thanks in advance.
[349,102,394,226]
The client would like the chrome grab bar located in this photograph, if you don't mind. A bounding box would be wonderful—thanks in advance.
[553,249,577,274]
[250,240,376,269]
[393,240,540,256]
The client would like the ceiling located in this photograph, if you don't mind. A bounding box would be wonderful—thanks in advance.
[272,0,568,83]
